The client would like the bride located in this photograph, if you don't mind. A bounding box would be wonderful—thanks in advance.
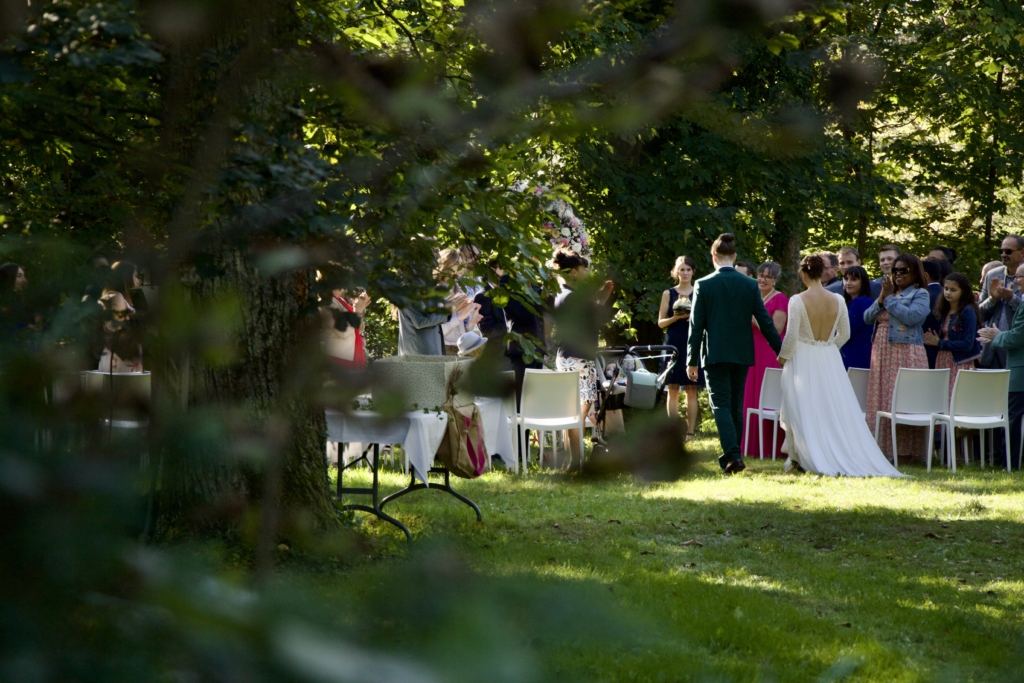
[777,255,905,477]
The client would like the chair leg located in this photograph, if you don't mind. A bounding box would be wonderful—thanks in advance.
[980,429,986,468]
[771,416,779,462]
[518,423,526,473]
[891,418,898,468]
[743,410,752,459]
[758,414,764,460]
[926,420,934,473]
[948,423,956,474]
[1004,423,1011,473]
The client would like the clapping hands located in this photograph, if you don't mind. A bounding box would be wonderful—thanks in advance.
[978,326,998,344]
[879,276,894,300]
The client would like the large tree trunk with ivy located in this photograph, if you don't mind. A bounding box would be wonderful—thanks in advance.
[157,254,336,535]
[153,0,337,536]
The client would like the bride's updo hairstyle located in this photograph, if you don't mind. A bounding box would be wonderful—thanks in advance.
[711,233,737,256]
[799,254,825,280]
[550,246,589,272]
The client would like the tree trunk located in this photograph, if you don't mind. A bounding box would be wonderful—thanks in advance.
[983,68,1004,248]
[152,0,339,537]
[157,253,337,535]
[771,209,802,295]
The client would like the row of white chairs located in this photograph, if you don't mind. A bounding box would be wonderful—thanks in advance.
[743,365,1016,472]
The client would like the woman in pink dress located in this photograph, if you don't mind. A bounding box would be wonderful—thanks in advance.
[741,261,789,458]
[863,253,932,462]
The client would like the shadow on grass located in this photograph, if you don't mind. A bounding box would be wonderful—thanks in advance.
[334,457,1024,681]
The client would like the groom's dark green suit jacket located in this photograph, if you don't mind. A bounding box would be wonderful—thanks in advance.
[686,266,783,368]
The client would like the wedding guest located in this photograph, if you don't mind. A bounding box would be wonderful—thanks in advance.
[928,245,957,265]
[473,259,508,353]
[103,260,142,313]
[459,244,485,299]
[97,292,144,373]
[921,257,952,369]
[734,261,755,278]
[978,235,1024,370]
[330,289,369,367]
[819,252,840,289]
[978,262,1024,470]
[552,247,613,467]
[658,255,703,442]
[840,265,874,370]
[740,261,788,458]
[0,262,33,338]
[321,306,363,368]
[872,244,901,293]
[397,253,473,356]
[828,246,881,298]
[864,253,931,461]
[924,273,981,399]
[436,248,481,354]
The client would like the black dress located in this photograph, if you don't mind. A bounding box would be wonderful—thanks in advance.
[664,288,705,387]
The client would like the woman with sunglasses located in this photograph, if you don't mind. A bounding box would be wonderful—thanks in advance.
[863,253,931,463]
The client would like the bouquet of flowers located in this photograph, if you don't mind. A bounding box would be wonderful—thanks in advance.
[511,181,591,258]
[672,296,691,315]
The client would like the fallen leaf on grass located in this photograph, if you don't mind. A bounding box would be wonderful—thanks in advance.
[990,539,1006,544]
[640,551,654,555]
[681,539,703,547]
[839,622,852,628]
[547,557,558,564]
[723,530,732,537]
[552,523,559,528]
[585,514,593,518]
[607,519,621,524]
[760,523,773,530]
[924,532,942,539]
[987,590,997,596]
[958,578,967,584]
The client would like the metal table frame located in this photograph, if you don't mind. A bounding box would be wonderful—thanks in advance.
[336,443,482,542]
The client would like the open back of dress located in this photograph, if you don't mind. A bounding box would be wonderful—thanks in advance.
[777,292,905,478]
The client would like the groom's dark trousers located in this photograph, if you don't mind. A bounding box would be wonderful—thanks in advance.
[705,363,749,466]
[687,265,782,471]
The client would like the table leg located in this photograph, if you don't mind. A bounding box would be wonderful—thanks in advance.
[336,443,412,542]
[380,467,482,522]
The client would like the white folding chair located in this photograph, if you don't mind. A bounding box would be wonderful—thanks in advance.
[930,370,1011,473]
[518,370,582,472]
[847,367,869,419]
[874,368,949,467]
[743,368,782,460]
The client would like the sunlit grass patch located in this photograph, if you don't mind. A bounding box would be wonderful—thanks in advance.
[323,434,1024,681]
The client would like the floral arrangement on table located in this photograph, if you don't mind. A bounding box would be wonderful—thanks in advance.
[511,180,591,258]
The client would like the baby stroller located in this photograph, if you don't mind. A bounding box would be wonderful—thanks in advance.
[590,344,678,445]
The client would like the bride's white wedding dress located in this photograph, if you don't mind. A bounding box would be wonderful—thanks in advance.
[779,293,906,477]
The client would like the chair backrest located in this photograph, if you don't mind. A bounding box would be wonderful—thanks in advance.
[520,370,579,421]
[890,368,949,415]
[847,367,869,413]
[81,371,152,422]
[950,369,1010,418]
[758,368,783,411]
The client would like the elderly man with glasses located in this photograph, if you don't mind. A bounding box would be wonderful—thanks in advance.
[979,235,1024,370]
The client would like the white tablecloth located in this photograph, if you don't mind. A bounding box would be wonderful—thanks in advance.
[474,397,516,472]
[325,399,516,482]
[326,410,447,484]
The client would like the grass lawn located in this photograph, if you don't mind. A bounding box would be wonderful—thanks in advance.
[301,437,1024,682]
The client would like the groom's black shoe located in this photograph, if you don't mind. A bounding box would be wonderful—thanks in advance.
[723,459,746,475]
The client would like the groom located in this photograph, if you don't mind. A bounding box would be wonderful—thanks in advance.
[687,233,783,474]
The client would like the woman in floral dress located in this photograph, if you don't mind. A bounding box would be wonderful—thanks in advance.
[863,253,932,462]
